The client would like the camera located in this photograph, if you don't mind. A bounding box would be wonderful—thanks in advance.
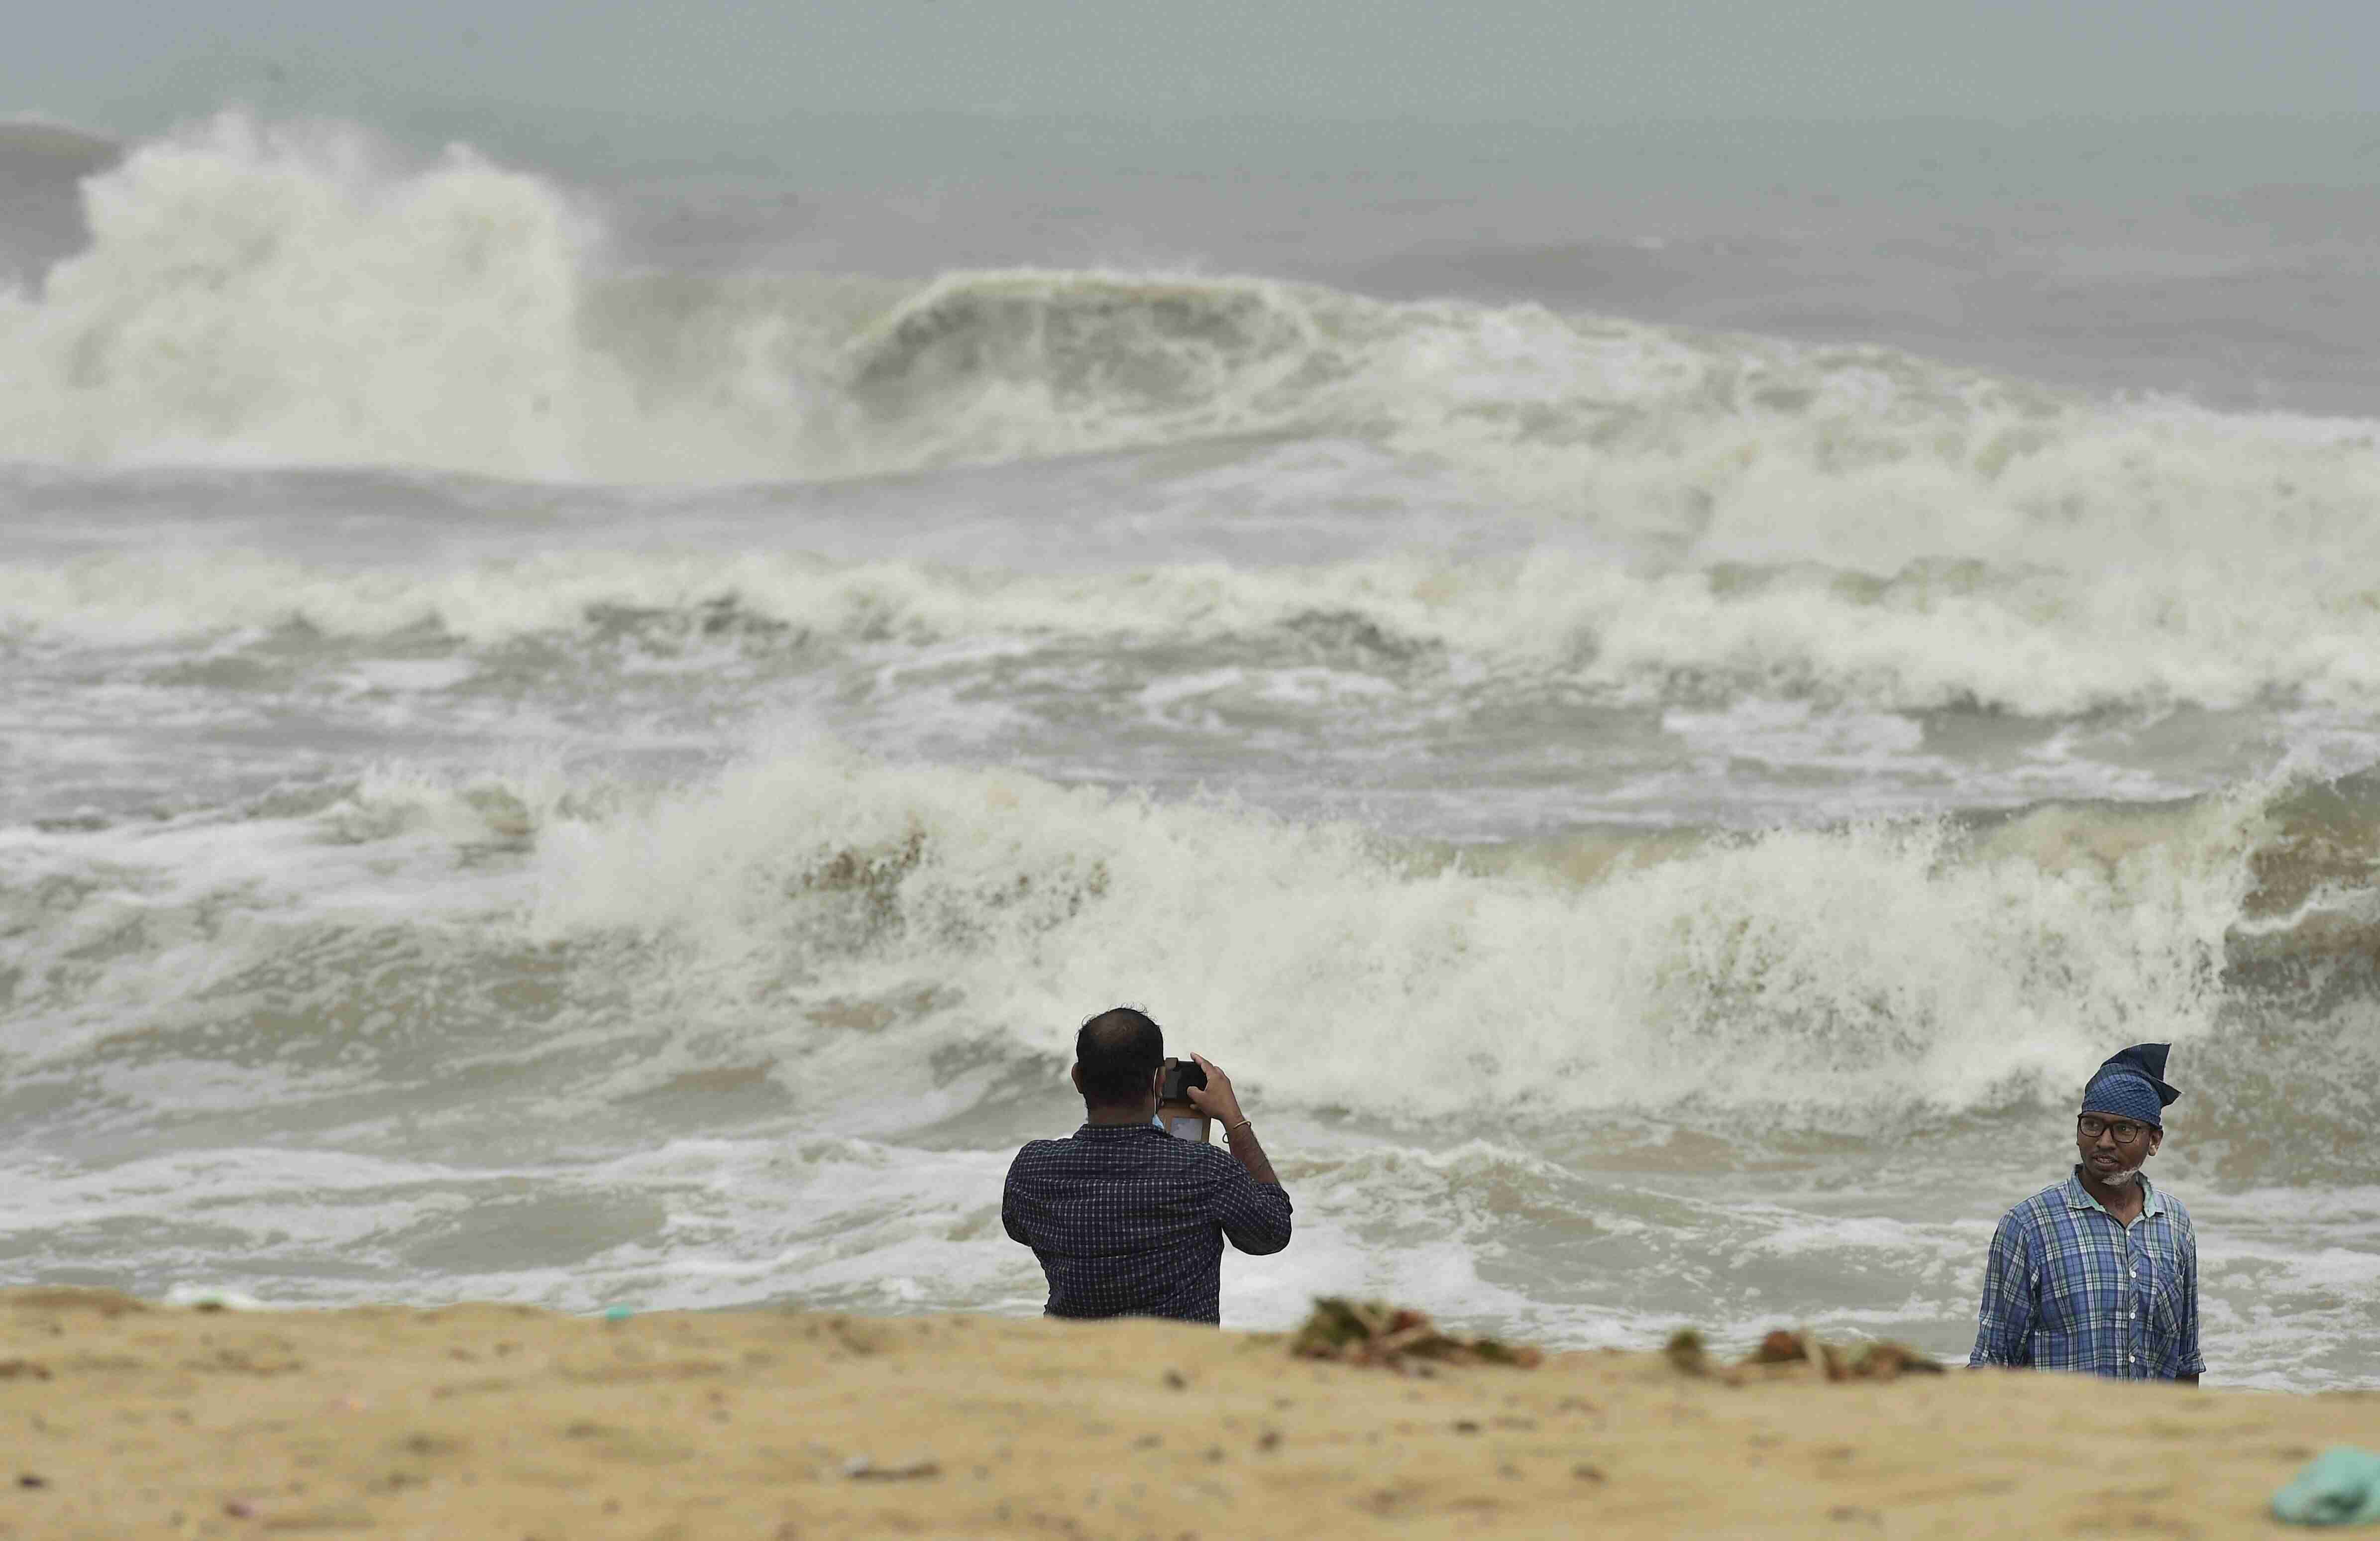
[1157,1058,1207,1102]
[1156,1057,1209,1143]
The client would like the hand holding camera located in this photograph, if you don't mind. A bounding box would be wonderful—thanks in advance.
[1182,1054,1243,1128]
[1180,1053,1276,1186]
[1154,1054,1246,1144]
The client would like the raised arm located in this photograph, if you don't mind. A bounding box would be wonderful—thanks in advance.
[1219,1117,1279,1187]
[1189,1055,1292,1255]
[1188,1055,1280,1186]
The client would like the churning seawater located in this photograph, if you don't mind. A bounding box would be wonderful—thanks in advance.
[3,111,2378,1391]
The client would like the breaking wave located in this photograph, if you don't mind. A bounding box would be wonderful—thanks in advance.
[0,113,2371,493]
[19,742,2380,1150]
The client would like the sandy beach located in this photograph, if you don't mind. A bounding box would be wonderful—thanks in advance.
[0,1289,2369,1539]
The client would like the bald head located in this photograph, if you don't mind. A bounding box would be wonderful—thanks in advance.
[1075,1006,1164,1107]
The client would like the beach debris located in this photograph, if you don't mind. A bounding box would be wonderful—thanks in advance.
[2272,1445,2380,1526]
[1,1287,149,1318]
[602,1306,635,1322]
[1656,1327,1943,1383]
[1747,1329,1821,1369]
[1664,1329,1711,1376]
[0,1360,51,1381]
[1289,1298,1542,1372]
[1848,1341,1942,1379]
[1740,1329,1943,1383]
[843,1454,941,1482]
[16,1474,47,1489]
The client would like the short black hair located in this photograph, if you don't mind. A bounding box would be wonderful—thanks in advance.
[1075,1006,1164,1106]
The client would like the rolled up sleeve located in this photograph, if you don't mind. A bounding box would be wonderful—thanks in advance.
[1969,1211,2038,1368]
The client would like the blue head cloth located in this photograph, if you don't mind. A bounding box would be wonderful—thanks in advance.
[2081,1043,2179,1129]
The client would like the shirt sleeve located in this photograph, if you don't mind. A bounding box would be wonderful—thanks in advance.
[1968,1209,2038,1368]
[1000,1149,1029,1245]
[1210,1158,1293,1257]
[2176,1212,2205,1377]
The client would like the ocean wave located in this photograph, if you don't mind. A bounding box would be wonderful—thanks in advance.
[6,744,2298,1131]
[12,536,2380,716]
[3,114,2373,503]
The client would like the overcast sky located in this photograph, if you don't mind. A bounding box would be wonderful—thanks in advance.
[10,0,2380,139]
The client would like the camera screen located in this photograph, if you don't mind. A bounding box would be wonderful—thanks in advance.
[1164,1114,1208,1142]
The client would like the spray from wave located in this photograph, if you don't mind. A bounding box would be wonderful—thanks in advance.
[0,112,2370,494]
[10,741,2305,1135]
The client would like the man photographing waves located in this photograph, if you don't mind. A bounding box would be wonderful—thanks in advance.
[1001,1006,1293,1325]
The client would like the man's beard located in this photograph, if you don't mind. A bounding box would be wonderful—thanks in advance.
[2089,1161,2143,1186]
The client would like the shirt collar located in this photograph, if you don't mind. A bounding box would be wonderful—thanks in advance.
[1073,1120,1167,1139]
[2063,1166,2165,1218]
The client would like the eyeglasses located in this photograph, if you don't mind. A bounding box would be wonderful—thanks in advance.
[2076,1115,2151,1145]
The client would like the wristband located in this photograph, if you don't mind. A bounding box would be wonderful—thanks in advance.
[1224,1118,1252,1137]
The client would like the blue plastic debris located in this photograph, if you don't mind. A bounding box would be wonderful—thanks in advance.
[2274,1447,2380,1527]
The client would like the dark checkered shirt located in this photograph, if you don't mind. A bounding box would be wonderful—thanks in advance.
[1002,1121,1294,1325]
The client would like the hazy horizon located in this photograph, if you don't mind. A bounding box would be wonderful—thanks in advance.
[8,0,2379,148]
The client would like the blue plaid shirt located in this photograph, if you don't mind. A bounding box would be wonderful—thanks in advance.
[1968,1168,2203,1380]
[1002,1122,1293,1325]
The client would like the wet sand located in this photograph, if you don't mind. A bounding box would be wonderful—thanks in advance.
[0,1288,2370,1539]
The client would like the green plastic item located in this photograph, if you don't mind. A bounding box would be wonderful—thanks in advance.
[2273,1447,2380,1526]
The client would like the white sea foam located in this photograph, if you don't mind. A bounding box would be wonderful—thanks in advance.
[0,117,626,477]
[12,526,2380,716]
[505,743,2250,1123]
[0,742,2253,1124]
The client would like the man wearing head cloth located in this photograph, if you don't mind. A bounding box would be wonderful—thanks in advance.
[1967,1044,2203,1383]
